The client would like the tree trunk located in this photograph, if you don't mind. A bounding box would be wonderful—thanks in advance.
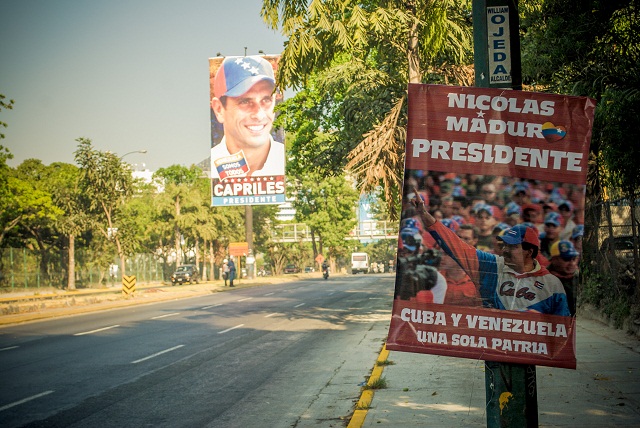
[210,240,215,281]
[67,234,76,290]
[407,5,421,84]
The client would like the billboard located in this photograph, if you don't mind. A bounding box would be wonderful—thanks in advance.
[209,54,286,206]
[387,84,596,369]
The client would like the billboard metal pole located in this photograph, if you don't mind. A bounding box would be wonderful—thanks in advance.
[472,1,537,426]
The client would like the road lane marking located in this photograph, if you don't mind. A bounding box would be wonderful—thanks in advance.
[131,345,185,364]
[237,298,253,302]
[201,305,215,310]
[265,313,279,318]
[264,292,274,296]
[218,324,244,334]
[0,390,54,412]
[0,346,19,351]
[151,312,180,319]
[74,325,120,336]
[294,303,306,308]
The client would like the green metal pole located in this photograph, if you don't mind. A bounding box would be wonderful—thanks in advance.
[473,0,537,426]
[473,0,522,90]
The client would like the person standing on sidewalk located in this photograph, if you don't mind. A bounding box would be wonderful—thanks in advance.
[228,256,237,287]
[411,188,570,315]
[222,259,230,286]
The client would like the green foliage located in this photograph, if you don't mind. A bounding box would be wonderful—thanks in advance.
[0,94,14,139]
[289,171,359,260]
[594,88,640,193]
[521,0,639,95]
[580,270,633,329]
[263,0,474,218]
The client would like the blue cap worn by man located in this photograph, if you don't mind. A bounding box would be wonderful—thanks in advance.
[544,211,562,227]
[214,56,275,99]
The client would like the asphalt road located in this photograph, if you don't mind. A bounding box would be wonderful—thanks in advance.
[0,274,395,428]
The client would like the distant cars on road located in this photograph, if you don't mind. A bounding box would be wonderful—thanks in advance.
[171,264,200,285]
[284,264,300,274]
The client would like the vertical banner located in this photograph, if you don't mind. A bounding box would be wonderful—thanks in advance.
[209,55,286,206]
[387,84,596,369]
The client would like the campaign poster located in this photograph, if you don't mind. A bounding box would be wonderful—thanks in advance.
[387,84,596,369]
[209,54,286,207]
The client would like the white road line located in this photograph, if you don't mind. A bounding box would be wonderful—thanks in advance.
[294,303,306,308]
[218,324,244,334]
[151,312,180,319]
[0,390,54,412]
[201,305,215,310]
[237,298,253,302]
[74,325,120,336]
[0,346,19,352]
[265,313,279,318]
[264,292,274,296]
[131,345,184,364]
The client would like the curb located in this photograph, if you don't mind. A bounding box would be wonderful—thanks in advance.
[348,344,390,428]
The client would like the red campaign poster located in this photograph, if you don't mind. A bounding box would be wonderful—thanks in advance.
[387,84,596,369]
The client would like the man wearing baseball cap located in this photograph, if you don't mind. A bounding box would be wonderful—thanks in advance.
[540,211,564,259]
[548,240,580,315]
[473,203,497,252]
[210,55,284,179]
[411,188,570,316]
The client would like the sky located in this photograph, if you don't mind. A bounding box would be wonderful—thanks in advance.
[0,0,288,171]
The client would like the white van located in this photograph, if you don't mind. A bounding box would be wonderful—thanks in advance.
[351,253,370,274]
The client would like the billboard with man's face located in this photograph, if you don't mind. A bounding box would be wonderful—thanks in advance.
[387,84,596,369]
[209,54,285,207]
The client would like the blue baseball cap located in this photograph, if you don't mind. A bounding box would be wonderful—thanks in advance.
[559,200,574,212]
[492,222,510,234]
[214,56,275,98]
[441,218,460,232]
[571,224,584,240]
[475,203,494,217]
[505,201,522,216]
[550,240,579,259]
[498,224,540,247]
[400,227,422,252]
[544,212,562,227]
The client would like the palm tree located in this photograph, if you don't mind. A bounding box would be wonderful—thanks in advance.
[262,0,473,216]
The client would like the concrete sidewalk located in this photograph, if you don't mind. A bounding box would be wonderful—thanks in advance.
[358,315,640,427]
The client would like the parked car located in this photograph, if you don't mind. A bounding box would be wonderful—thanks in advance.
[171,264,200,285]
[600,235,636,261]
[304,266,315,273]
[284,264,300,274]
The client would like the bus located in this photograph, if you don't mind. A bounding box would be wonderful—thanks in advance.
[351,252,370,274]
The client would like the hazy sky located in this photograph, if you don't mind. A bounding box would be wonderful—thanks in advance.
[0,0,288,171]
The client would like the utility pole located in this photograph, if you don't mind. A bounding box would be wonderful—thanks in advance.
[472,1,537,426]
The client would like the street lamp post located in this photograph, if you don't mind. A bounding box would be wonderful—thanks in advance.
[119,150,147,160]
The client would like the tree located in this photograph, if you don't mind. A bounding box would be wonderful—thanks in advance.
[153,165,202,265]
[289,172,359,263]
[0,94,14,140]
[74,138,135,277]
[13,160,90,287]
[263,0,474,217]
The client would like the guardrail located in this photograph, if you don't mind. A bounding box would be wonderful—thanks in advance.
[272,221,398,243]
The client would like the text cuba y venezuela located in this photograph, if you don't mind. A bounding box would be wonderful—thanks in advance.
[400,308,569,356]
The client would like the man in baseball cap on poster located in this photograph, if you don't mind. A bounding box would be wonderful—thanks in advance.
[548,240,580,315]
[210,56,285,180]
[413,189,570,316]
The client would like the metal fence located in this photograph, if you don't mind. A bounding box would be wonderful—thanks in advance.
[0,250,169,290]
[586,193,640,292]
